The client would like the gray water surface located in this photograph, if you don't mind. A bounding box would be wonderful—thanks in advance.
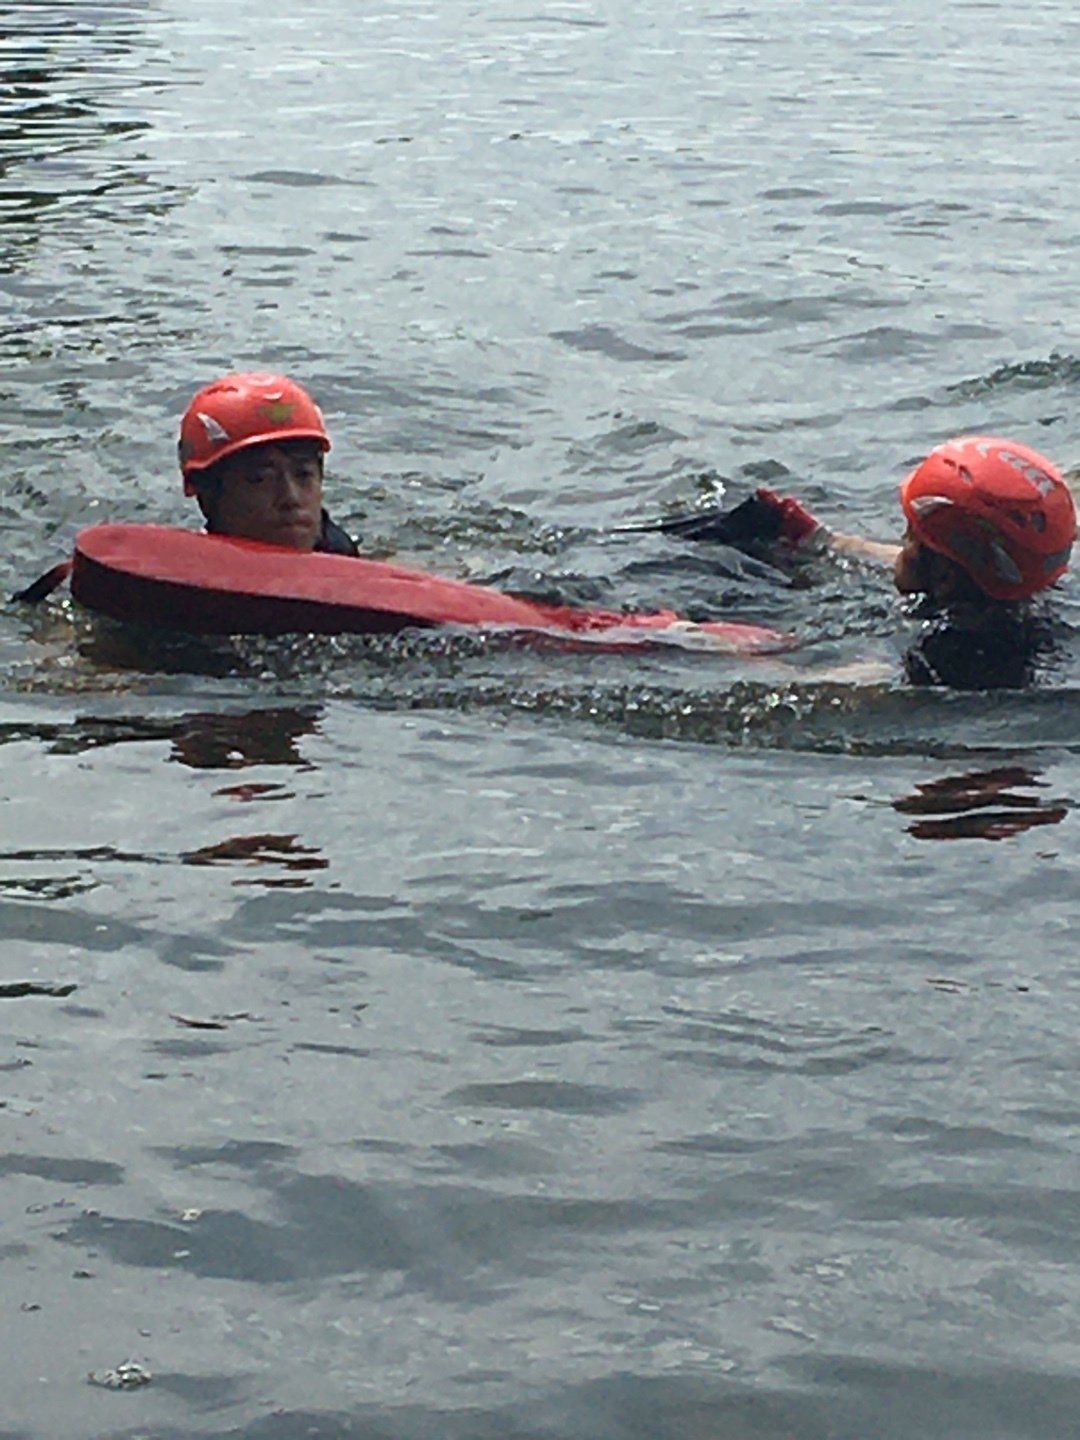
[2,3,1080,1437]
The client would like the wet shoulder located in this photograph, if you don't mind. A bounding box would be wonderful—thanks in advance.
[316,510,360,557]
[904,604,1055,690]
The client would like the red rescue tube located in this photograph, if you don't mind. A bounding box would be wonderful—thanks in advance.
[70,524,792,654]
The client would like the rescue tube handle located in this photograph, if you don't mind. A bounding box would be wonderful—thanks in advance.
[11,559,73,604]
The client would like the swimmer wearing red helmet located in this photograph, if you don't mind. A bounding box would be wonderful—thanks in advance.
[630,436,1077,687]
[892,437,1075,604]
[179,372,358,555]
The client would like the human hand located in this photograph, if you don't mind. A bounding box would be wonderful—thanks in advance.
[752,488,822,546]
[620,486,823,549]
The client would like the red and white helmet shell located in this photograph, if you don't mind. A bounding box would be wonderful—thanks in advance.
[899,436,1076,601]
[179,372,331,492]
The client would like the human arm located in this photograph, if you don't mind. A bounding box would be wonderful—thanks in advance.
[823,529,901,564]
[625,487,900,566]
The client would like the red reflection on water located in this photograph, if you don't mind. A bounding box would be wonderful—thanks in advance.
[214,782,291,802]
[893,766,1070,841]
[182,833,328,887]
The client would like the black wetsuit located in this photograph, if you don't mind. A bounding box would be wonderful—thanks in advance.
[903,605,1054,690]
[627,496,1065,690]
[316,509,360,557]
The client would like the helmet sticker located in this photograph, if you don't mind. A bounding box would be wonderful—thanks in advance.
[258,402,296,425]
[996,448,1056,494]
[197,413,230,444]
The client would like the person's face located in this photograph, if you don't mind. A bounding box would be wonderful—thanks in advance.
[894,527,929,595]
[208,441,324,550]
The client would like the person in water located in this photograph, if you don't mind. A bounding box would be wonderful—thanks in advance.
[638,436,1077,688]
[179,371,359,556]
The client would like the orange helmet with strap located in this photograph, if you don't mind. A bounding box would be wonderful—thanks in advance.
[899,435,1076,601]
[179,372,331,494]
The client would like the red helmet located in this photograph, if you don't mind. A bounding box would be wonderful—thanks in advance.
[179,372,331,493]
[899,435,1076,601]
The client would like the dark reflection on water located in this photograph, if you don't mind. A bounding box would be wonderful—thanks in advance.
[0,704,321,765]
[0,714,181,755]
[170,706,322,771]
[0,979,77,997]
[182,831,329,889]
[893,766,1071,841]
[76,624,255,679]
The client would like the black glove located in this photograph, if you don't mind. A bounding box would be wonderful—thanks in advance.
[624,488,820,547]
